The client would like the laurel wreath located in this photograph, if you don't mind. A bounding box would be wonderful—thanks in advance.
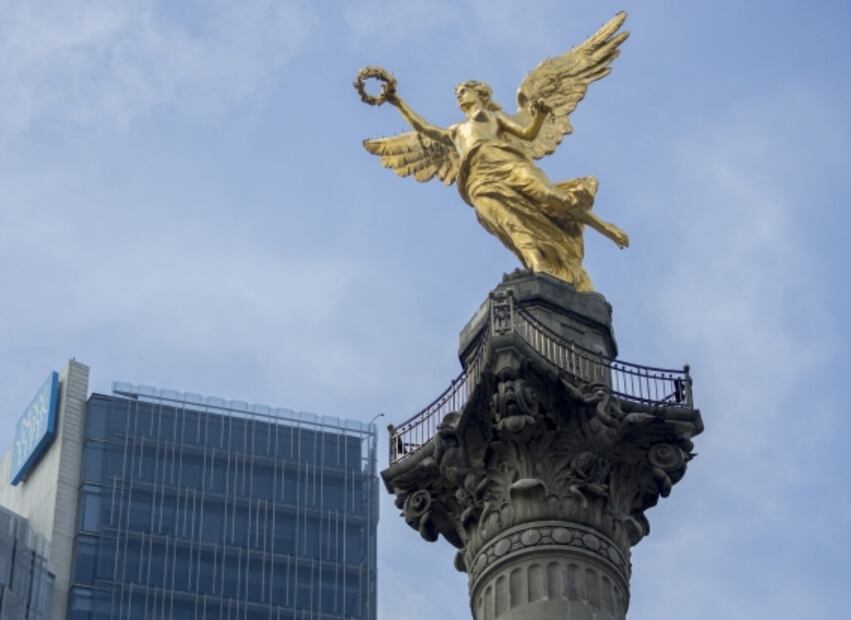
[354,66,397,106]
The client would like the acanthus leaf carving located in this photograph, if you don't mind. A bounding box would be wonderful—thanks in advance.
[384,330,701,570]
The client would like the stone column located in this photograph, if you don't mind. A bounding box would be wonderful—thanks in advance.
[383,272,702,619]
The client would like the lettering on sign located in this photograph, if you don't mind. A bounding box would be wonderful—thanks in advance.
[10,371,60,485]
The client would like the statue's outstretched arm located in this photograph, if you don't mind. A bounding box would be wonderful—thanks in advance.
[497,101,549,142]
[390,95,453,146]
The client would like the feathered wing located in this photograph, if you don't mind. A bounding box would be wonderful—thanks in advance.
[508,11,629,160]
[363,131,459,185]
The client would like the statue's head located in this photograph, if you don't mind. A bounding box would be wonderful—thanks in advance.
[455,80,501,113]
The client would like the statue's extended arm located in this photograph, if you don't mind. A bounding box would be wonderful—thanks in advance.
[390,95,453,145]
[497,101,549,141]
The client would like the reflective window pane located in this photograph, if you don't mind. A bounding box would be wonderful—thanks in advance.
[74,393,378,618]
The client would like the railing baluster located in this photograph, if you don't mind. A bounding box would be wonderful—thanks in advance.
[649,370,654,403]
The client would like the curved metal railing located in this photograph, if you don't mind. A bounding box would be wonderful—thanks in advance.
[388,334,487,463]
[389,292,693,464]
[512,305,692,408]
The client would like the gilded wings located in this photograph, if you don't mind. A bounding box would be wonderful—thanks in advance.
[360,12,628,182]
[362,132,459,185]
[507,11,629,160]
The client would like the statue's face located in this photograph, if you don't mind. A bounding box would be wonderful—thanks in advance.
[456,85,484,112]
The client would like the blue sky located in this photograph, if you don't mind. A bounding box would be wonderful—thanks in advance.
[1,1,850,618]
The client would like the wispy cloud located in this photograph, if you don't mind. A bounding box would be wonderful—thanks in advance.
[0,202,404,413]
[343,0,460,45]
[0,158,457,430]
[0,0,316,134]
[624,86,843,619]
[342,0,575,55]
[655,88,835,453]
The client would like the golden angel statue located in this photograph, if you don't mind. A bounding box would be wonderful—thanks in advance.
[356,12,630,292]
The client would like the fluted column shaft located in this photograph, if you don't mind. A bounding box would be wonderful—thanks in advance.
[470,521,628,620]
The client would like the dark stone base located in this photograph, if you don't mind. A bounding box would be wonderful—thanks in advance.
[459,270,618,364]
[383,273,702,619]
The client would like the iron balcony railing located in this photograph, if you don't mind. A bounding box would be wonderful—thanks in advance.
[388,334,487,467]
[388,292,693,464]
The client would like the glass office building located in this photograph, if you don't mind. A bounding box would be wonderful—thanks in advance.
[67,383,379,620]
[1,360,379,620]
[0,505,54,619]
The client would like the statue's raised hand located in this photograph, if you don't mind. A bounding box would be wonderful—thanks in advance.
[354,66,397,106]
[530,98,552,117]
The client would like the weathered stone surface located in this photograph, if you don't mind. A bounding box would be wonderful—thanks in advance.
[383,274,702,619]
[470,522,629,620]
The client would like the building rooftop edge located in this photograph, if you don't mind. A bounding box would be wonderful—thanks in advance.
[105,381,377,437]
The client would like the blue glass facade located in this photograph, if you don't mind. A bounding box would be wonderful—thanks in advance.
[68,385,378,620]
[0,506,54,619]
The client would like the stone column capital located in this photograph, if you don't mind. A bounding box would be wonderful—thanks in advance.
[386,331,700,559]
[383,274,702,619]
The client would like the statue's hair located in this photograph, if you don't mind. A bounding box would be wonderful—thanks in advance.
[455,80,501,111]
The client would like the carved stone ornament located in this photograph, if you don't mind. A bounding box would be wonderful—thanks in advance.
[382,277,702,619]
